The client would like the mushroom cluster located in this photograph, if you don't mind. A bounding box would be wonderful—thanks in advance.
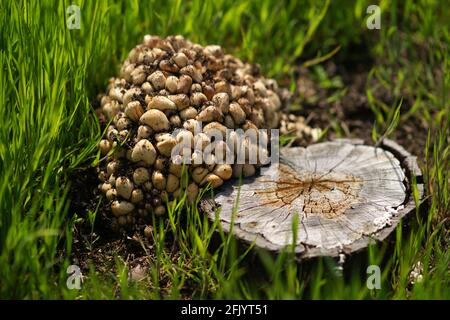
[95,35,318,231]
[280,113,322,146]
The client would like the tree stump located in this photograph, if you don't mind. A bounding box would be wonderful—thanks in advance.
[201,139,423,258]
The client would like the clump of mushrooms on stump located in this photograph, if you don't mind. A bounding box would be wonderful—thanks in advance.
[95,35,319,232]
[95,35,422,259]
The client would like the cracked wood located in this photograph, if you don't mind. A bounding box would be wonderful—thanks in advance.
[201,139,423,258]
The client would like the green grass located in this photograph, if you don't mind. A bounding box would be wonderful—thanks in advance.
[0,0,448,299]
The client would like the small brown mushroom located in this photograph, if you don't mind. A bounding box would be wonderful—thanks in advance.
[111,201,134,217]
[131,139,157,165]
[99,139,111,155]
[152,170,167,191]
[116,177,134,199]
[148,96,177,112]
[140,109,170,131]
[172,52,188,68]
[201,173,223,188]
[148,71,166,90]
[186,182,199,204]
[213,164,233,180]
[133,167,150,185]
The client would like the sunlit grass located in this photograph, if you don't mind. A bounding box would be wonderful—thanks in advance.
[0,0,448,299]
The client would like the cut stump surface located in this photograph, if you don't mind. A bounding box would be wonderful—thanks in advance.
[201,139,423,258]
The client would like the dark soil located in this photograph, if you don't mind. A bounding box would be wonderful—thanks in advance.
[67,164,148,274]
[293,61,429,160]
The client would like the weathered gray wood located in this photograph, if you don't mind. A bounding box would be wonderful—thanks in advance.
[201,139,423,258]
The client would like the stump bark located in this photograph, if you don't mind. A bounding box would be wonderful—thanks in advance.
[201,139,423,258]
